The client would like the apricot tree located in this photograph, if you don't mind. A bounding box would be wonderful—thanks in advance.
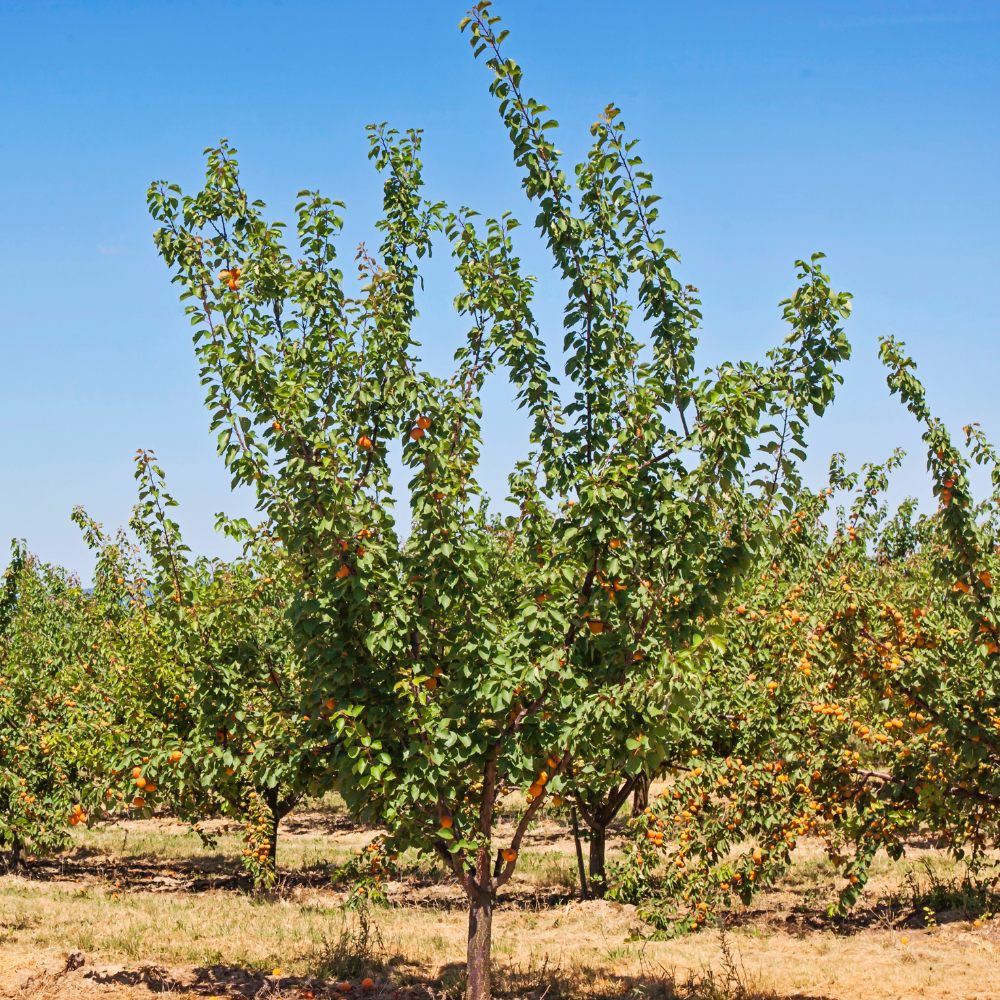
[75,453,327,883]
[0,542,115,866]
[613,349,1000,933]
[148,8,851,996]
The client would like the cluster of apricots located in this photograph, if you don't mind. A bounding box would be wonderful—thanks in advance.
[218,266,242,291]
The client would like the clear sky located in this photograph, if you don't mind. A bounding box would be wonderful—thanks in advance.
[2,0,999,579]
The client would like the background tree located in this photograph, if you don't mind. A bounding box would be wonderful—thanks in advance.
[612,357,1000,933]
[76,452,328,883]
[0,542,116,868]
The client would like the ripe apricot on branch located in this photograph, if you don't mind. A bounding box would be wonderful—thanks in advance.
[502,848,517,863]
[440,816,453,829]
[416,415,431,429]
[358,435,373,449]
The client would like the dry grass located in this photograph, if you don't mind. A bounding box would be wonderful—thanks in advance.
[1,802,999,999]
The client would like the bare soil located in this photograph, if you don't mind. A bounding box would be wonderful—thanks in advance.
[2,808,998,999]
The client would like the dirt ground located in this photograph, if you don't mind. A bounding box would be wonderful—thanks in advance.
[2,804,999,1000]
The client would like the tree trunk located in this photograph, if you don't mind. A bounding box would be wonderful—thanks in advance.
[264,787,278,865]
[466,880,493,1000]
[589,823,607,898]
[571,807,589,900]
[261,790,300,868]
[631,773,650,817]
[8,833,22,871]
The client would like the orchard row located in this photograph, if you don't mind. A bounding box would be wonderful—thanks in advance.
[2,7,995,999]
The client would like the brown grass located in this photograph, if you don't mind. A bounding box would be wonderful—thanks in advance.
[1,801,999,999]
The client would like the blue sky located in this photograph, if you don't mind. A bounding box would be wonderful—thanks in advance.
[1,0,999,579]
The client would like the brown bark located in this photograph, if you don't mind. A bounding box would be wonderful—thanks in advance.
[571,807,589,900]
[466,881,493,1000]
[461,751,571,999]
[588,823,607,897]
[465,759,497,1000]
[574,776,637,898]
[8,833,22,871]
[263,787,298,866]
[631,773,651,817]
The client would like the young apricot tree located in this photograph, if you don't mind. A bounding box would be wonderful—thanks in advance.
[75,453,327,883]
[148,8,851,995]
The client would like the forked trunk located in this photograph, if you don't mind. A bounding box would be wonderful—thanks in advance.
[631,773,650,817]
[589,824,607,898]
[466,879,493,1000]
[575,777,636,899]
